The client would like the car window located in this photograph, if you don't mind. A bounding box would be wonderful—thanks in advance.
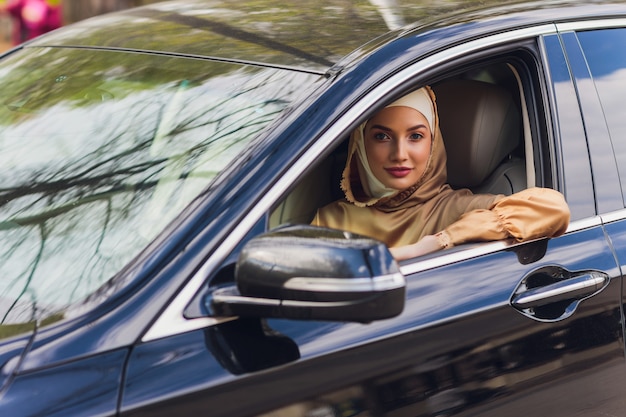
[270,61,530,230]
[0,46,321,331]
[577,28,626,207]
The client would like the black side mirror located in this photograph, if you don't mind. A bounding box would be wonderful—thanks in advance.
[207,225,405,323]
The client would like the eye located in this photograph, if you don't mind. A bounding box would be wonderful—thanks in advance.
[409,132,424,140]
[373,132,390,141]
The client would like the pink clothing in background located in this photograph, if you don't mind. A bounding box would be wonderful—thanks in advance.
[6,0,62,44]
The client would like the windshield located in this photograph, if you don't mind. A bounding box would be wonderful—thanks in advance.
[0,46,321,330]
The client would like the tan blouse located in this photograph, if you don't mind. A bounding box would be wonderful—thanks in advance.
[312,187,570,248]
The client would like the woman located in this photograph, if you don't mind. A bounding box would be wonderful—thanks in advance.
[312,86,570,260]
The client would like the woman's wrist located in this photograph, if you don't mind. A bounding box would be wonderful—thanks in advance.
[435,231,452,249]
[390,234,448,261]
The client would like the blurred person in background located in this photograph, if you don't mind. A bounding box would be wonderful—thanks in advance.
[2,0,61,45]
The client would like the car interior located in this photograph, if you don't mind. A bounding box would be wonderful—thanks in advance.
[269,61,530,230]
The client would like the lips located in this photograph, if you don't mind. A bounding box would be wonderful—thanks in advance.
[385,167,413,178]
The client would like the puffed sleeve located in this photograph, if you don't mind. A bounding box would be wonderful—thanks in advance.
[441,187,570,247]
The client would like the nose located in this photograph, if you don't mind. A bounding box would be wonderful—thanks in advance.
[390,138,408,162]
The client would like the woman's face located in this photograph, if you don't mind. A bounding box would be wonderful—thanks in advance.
[364,106,432,190]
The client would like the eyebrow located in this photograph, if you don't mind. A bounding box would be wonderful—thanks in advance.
[369,124,427,131]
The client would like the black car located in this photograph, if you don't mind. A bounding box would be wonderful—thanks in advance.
[1,0,626,415]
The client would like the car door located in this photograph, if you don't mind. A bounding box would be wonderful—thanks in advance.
[121,238,624,417]
[119,25,626,417]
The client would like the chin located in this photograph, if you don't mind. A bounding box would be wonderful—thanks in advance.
[387,182,411,191]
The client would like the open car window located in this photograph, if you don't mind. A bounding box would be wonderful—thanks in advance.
[270,60,539,238]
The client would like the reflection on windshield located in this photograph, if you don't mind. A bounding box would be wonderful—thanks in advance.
[0,46,320,330]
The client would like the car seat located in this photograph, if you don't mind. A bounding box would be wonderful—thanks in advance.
[268,147,344,228]
[433,78,526,195]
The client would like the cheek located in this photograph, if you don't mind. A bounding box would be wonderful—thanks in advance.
[365,142,387,166]
[412,141,432,164]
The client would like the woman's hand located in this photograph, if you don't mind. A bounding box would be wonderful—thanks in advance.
[389,235,443,261]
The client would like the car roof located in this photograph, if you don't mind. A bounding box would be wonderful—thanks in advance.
[26,0,626,75]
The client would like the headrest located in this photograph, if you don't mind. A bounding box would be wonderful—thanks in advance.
[434,79,521,189]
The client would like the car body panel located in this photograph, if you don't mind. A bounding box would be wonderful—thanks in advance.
[602,217,626,351]
[0,334,32,393]
[0,349,127,417]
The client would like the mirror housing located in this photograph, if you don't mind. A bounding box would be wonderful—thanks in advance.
[207,225,405,322]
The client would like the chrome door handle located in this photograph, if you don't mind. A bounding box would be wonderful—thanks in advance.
[511,273,608,309]
[510,266,610,321]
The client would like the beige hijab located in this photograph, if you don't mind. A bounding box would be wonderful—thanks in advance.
[312,86,500,247]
